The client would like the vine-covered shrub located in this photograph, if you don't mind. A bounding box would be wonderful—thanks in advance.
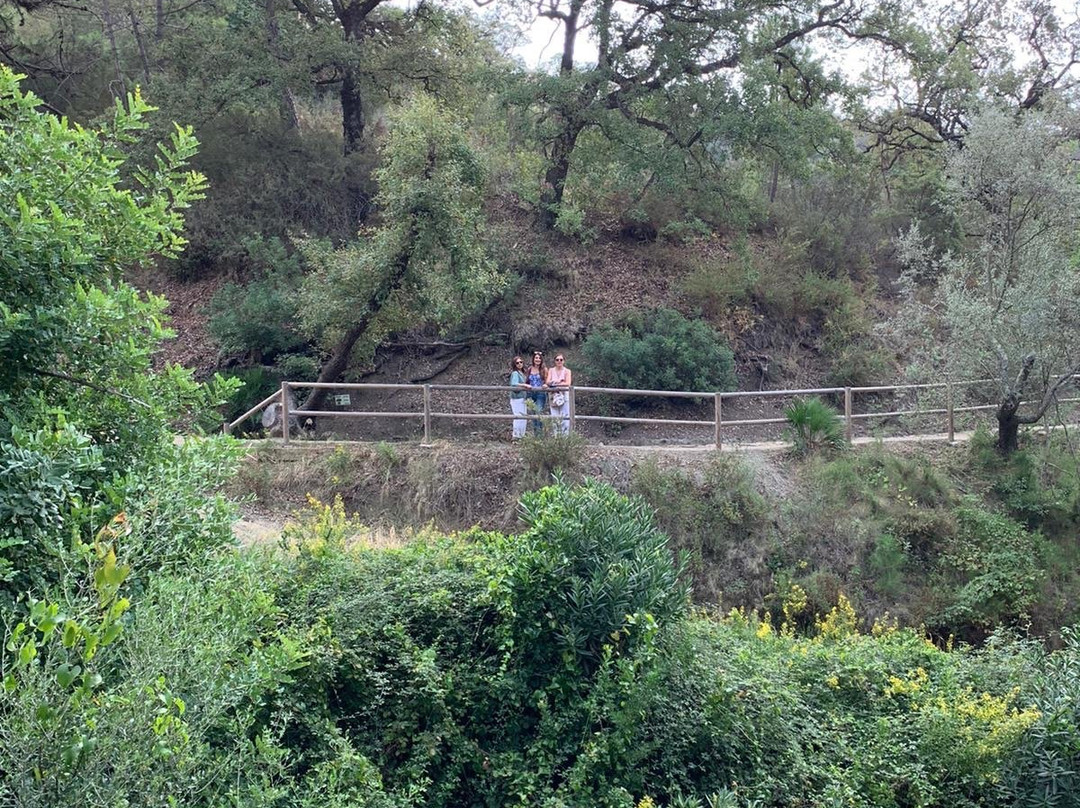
[4,480,1074,808]
[582,309,736,393]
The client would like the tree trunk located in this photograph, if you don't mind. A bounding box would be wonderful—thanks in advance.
[128,5,152,84]
[341,67,365,155]
[538,2,584,230]
[101,0,126,98]
[341,66,370,222]
[304,322,367,412]
[996,396,1022,453]
[539,124,581,229]
[304,211,421,411]
[997,413,1021,452]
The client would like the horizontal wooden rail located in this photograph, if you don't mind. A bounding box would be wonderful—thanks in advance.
[721,416,789,427]
[851,408,949,420]
[292,410,421,419]
[226,374,1080,450]
[287,382,419,391]
[575,415,713,427]
[573,385,713,399]
[430,412,534,422]
[851,382,948,393]
[722,386,845,399]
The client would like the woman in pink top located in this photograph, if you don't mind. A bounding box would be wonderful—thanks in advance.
[546,353,572,434]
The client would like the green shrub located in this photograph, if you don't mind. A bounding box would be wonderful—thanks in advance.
[222,365,282,427]
[786,397,846,455]
[275,352,321,382]
[207,275,305,362]
[0,423,105,599]
[206,237,306,362]
[824,339,892,387]
[0,546,399,808]
[969,428,1080,532]
[630,456,770,605]
[517,427,586,485]
[505,479,689,670]
[930,504,1047,638]
[767,161,884,278]
[582,309,737,394]
[999,625,1080,805]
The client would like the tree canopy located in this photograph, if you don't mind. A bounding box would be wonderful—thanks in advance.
[887,104,1080,451]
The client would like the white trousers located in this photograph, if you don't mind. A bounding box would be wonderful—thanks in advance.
[510,397,528,438]
[549,398,570,434]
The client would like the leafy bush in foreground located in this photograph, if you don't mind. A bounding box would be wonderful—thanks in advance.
[265,482,1059,807]
[5,479,1078,808]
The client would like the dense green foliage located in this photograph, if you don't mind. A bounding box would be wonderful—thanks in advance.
[297,94,504,399]
[5,0,1080,413]
[7,0,1080,796]
[785,397,846,455]
[582,309,736,394]
[619,434,1080,645]
[630,456,770,604]
[7,479,1080,807]
[0,69,239,608]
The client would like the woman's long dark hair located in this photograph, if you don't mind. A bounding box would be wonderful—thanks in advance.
[529,351,547,380]
[508,355,525,381]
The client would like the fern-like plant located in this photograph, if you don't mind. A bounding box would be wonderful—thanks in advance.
[785,397,846,455]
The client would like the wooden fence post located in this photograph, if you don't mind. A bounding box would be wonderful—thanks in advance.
[280,382,290,445]
[946,382,955,443]
[423,384,432,445]
[714,393,723,450]
[568,386,576,434]
[844,387,853,443]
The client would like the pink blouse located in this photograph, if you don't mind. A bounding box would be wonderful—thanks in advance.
[547,367,571,387]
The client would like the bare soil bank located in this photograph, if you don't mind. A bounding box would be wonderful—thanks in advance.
[231,439,796,535]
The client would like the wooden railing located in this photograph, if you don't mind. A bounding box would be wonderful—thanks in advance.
[222,376,1080,448]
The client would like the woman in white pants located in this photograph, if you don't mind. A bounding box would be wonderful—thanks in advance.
[508,355,529,439]
[546,353,572,434]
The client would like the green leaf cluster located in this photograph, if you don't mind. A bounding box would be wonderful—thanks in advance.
[0,68,240,606]
[298,93,503,359]
[582,309,737,394]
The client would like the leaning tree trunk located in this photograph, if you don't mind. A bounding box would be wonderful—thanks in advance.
[304,322,368,413]
[303,214,420,412]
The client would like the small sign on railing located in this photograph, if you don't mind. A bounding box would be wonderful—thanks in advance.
[333,394,352,406]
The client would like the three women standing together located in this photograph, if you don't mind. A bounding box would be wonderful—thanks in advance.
[509,350,572,439]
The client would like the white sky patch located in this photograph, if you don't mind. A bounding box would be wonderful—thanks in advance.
[397,0,1080,98]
